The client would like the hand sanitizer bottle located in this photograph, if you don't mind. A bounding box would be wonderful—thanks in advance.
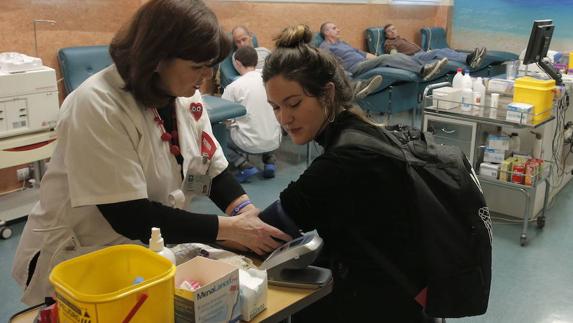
[149,227,176,264]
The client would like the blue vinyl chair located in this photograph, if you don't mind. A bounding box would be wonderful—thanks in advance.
[218,35,260,89]
[420,27,519,77]
[57,45,246,146]
[314,32,423,118]
[364,27,450,117]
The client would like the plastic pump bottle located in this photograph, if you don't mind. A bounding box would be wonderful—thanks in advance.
[452,68,464,89]
[149,227,176,264]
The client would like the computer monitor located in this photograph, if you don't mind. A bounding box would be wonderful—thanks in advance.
[523,19,562,84]
[523,20,554,65]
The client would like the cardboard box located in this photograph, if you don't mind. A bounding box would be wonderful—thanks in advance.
[480,162,500,179]
[484,148,508,164]
[487,135,510,150]
[506,102,533,124]
[432,86,462,110]
[174,256,240,323]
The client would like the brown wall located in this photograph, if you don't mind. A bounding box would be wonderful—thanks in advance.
[0,0,450,194]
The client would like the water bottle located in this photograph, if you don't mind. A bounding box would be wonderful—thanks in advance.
[452,68,464,89]
[462,70,473,91]
[473,77,486,106]
[461,88,473,112]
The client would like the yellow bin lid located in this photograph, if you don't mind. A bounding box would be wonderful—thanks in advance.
[514,76,555,90]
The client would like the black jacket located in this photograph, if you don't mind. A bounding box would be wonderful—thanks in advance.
[280,111,428,323]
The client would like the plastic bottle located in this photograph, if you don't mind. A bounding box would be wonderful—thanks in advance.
[452,68,464,89]
[509,133,520,154]
[473,77,486,106]
[149,227,176,264]
[461,70,473,91]
[461,88,473,112]
[489,93,499,119]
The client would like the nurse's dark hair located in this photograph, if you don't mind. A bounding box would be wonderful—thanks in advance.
[262,24,368,123]
[110,0,231,107]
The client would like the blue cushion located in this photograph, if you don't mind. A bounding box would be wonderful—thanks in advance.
[58,45,113,94]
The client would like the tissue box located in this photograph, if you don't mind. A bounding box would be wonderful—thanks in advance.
[238,269,268,321]
[487,135,510,150]
[484,148,508,164]
[432,87,462,110]
[506,102,533,124]
[174,256,240,323]
[480,162,500,178]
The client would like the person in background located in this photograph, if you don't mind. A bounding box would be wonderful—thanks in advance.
[222,46,282,182]
[384,23,487,69]
[260,24,431,322]
[320,21,447,81]
[232,24,382,100]
[12,0,289,305]
[231,25,271,71]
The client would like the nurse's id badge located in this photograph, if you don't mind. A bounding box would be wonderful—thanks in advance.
[183,172,211,196]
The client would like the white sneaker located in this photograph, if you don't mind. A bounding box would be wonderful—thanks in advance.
[354,75,383,100]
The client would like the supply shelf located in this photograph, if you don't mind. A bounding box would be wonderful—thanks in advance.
[477,160,552,246]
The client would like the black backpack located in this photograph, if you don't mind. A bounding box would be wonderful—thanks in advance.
[335,124,492,318]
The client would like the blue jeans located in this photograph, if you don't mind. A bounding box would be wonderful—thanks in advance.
[413,49,467,64]
[351,52,425,76]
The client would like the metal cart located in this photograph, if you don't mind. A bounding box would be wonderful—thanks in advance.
[421,82,555,246]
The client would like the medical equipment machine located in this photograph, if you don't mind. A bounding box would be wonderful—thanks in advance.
[259,230,332,289]
[0,62,59,139]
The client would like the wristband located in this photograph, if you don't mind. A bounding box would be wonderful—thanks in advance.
[230,199,252,216]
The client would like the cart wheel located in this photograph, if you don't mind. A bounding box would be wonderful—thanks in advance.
[537,216,546,229]
[1,226,12,239]
[520,235,527,247]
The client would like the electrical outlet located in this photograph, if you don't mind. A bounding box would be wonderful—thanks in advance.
[16,167,30,181]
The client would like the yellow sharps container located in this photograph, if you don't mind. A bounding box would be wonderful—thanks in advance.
[50,245,176,323]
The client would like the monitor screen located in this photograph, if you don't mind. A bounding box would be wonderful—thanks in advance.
[523,20,554,65]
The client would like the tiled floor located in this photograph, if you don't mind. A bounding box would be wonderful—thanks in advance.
[1,112,573,322]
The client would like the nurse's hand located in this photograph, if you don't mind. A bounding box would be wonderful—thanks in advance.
[217,208,292,255]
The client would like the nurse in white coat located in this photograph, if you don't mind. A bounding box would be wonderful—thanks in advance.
[12,0,290,305]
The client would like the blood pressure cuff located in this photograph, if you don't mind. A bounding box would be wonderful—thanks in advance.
[259,200,302,239]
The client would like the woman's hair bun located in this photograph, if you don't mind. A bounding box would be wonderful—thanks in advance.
[274,24,313,48]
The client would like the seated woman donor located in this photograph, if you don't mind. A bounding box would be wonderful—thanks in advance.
[12,0,289,306]
[260,25,431,322]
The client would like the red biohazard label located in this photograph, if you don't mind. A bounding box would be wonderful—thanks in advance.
[190,102,203,121]
[201,131,216,160]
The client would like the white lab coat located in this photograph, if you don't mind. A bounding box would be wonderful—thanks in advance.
[12,65,228,305]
